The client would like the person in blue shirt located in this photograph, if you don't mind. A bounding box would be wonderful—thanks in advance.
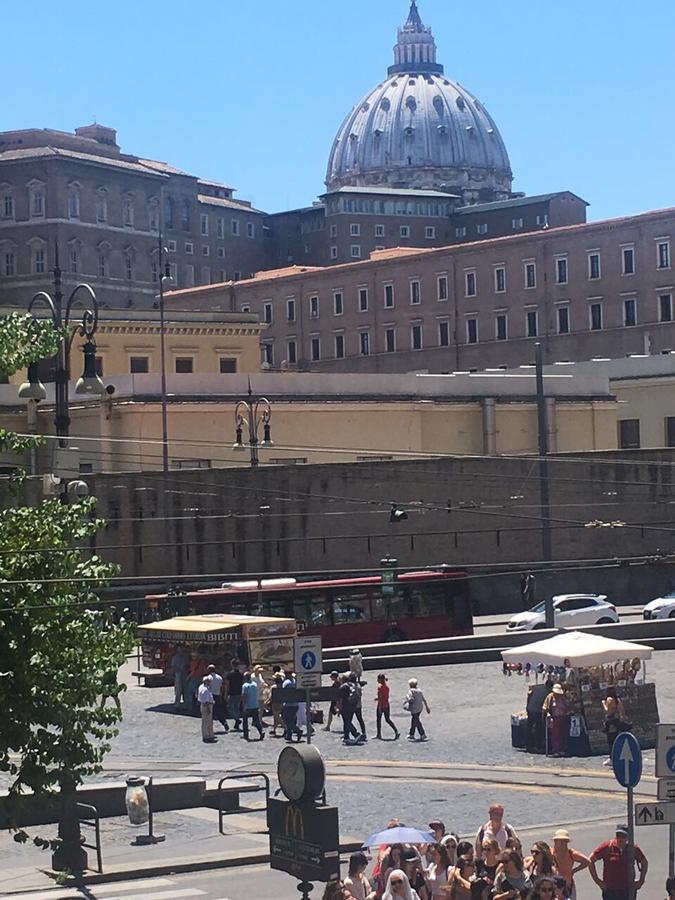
[241,672,265,741]
[282,672,303,742]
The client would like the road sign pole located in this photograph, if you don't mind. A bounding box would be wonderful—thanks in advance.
[670,822,675,878]
[306,688,312,745]
[627,784,636,900]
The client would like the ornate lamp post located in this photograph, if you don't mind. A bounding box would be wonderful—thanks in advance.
[18,250,105,447]
[232,383,274,468]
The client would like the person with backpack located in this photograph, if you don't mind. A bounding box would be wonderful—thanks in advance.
[338,673,362,744]
[474,803,519,856]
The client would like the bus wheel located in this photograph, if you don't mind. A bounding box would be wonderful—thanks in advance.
[382,628,405,643]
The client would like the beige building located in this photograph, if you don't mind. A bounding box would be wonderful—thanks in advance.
[0,370,617,474]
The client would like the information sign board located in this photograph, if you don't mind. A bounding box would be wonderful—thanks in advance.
[294,636,322,690]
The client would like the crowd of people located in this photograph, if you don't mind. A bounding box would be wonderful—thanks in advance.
[321,804,659,900]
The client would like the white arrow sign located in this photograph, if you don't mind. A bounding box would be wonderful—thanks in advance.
[635,802,675,826]
[619,739,635,786]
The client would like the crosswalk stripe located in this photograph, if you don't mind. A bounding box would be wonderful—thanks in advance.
[0,883,201,900]
[103,891,206,900]
[86,879,175,895]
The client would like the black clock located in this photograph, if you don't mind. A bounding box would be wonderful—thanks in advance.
[277,744,326,802]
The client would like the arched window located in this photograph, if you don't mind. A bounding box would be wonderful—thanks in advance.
[181,198,190,230]
[122,194,134,227]
[96,188,108,223]
[164,195,174,229]
[67,183,81,219]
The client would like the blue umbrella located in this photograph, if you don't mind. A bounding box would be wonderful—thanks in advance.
[363,826,436,847]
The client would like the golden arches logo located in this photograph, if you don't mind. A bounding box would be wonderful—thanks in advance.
[285,804,304,840]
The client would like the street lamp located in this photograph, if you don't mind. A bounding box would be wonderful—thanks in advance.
[18,249,105,447]
[232,383,273,468]
[156,232,174,474]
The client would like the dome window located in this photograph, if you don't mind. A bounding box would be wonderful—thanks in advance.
[456,97,466,111]
[405,126,415,137]
[408,77,416,85]
[374,128,384,137]
[361,102,370,111]
[487,128,495,135]
[474,100,483,110]
[466,125,476,136]
[380,98,391,111]
[437,124,448,135]
[406,96,417,112]
[433,96,444,114]
[350,132,359,141]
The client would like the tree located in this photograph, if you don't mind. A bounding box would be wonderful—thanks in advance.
[0,313,134,873]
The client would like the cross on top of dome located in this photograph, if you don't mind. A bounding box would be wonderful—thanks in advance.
[389,1,444,75]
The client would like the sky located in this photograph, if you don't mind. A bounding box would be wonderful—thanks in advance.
[5,1,674,221]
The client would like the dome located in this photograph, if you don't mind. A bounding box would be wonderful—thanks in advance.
[326,2,513,203]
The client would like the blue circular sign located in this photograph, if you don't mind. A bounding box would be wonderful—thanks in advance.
[301,650,317,671]
[667,746,675,773]
[612,732,643,788]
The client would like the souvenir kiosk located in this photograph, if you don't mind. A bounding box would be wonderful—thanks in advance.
[502,631,659,757]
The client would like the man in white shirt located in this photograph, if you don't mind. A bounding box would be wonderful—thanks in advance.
[197,675,216,743]
[207,664,228,732]
[474,803,518,855]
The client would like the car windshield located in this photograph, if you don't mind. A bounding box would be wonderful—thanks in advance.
[528,600,547,613]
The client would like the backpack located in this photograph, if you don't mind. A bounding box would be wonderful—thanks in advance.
[477,822,515,845]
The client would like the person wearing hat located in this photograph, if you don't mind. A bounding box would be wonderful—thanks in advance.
[551,828,589,899]
[197,675,216,743]
[349,648,365,684]
[588,824,648,899]
[542,683,567,757]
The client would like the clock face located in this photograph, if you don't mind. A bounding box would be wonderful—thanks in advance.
[277,747,307,801]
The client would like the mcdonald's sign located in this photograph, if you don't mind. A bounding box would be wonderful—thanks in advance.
[267,797,340,883]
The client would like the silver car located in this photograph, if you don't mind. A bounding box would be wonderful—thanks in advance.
[508,593,620,631]
[643,591,675,620]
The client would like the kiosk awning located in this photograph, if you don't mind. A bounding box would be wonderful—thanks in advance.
[501,630,653,668]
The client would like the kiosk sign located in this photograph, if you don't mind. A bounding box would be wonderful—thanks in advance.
[267,798,340,882]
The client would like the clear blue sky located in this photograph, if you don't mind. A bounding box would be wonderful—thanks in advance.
[5,1,674,221]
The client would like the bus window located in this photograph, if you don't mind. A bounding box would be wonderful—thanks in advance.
[331,589,371,625]
[448,582,472,629]
[309,593,331,626]
[387,590,414,619]
[407,584,446,618]
[264,596,293,618]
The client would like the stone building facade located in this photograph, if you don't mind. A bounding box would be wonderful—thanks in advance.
[166,205,675,373]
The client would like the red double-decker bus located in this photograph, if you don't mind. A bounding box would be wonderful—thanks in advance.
[144,566,472,648]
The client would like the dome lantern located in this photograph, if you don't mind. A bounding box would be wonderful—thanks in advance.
[389,1,444,76]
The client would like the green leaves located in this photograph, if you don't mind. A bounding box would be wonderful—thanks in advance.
[0,313,63,379]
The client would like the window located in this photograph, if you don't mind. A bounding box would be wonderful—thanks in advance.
[309,295,319,318]
[201,265,210,284]
[220,358,237,374]
[69,246,79,274]
[359,287,368,311]
[130,356,149,374]
[384,284,394,308]
[246,222,255,238]
[385,327,396,353]
[329,224,338,238]
[437,275,448,301]
[181,199,190,230]
[494,266,506,293]
[164,195,174,229]
[199,244,209,258]
[151,260,158,283]
[33,247,45,274]
[2,192,14,219]
[465,270,476,297]
[524,261,536,289]
[657,240,671,269]
[96,191,107,223]
[167,239,177,252]
[512,218,523,230]
[286,298,296,321]
[241,304,251,313]
[333,291,343,315]
[536,214,549,227]
[455,226,467,238]
[219,269,226,282]
[351,244,361,258]
[350,223,361,236]
[217,246,225,258]
[262,343,274,366]
[359,331,370,355]
[122,196,134,227]
[286,340,297,365]
[495,313,507,341]
[375,224,385,238]
[311,335,321,361]
[400,225,410,238]
[263,302,273,324]
[185,264,194,287]
[68,186,80,219]
[124,252,133,280]
[622,246,635,275]
[466,317,478,344]
[216,217,225,239]
[624,297,637,327]
[330,246,338,260]
[149,200,159,231]
[590,301,603,330]
[175,357,194,374]
[4,252,15,276]
[410,279,421,304]
[334,333,345,359]
[438,320,450,347]
[526,309,538,337]
[588,252,601,280]
[231,219,240,236]
[557,305,570,334]
[660,293,673,322]
[200,213,209,236]
[556,257,568,285]
[618,419,640,449]
[477,223,488,235]
[411,323,423,350]
[30,185,45,217]
[666,417,675,448]
[98,253,107,278]
[426,225,436,239]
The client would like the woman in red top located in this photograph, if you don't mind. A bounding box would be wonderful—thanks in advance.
[375,673,400,740]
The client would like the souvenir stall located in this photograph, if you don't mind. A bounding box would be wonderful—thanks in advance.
[501,631,658,757]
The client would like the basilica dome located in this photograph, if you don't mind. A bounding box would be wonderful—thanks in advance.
[326,2,513,203]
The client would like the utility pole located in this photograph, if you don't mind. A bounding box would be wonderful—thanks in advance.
[535,342,554,628]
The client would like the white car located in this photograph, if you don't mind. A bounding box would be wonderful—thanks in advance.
[643,591,675,620]
[508,594,619,631]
